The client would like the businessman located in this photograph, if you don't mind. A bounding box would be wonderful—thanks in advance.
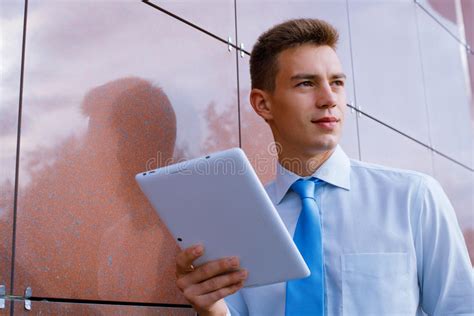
[174,19,474,315]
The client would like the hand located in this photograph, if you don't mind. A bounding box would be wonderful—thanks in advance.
[175,244,248,316]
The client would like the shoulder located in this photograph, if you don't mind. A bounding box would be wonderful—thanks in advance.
[350,159,434,185]
[348,159,445,200]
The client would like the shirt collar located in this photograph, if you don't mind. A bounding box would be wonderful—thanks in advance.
[273,145,351,205]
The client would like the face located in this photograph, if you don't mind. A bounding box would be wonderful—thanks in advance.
[253,44,347,158]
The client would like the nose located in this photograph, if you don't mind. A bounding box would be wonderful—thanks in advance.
[317,82,337,109]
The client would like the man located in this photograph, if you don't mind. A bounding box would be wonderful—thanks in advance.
[175,19,473,315]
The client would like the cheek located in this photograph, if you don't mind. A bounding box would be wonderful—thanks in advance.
[272,97,299,119]
[340,106,346,121]
[337,99,346,115]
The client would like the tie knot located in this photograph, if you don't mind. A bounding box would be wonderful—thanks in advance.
[291,178,321,200]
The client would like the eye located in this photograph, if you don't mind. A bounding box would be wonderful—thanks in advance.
[332,80,345,87]
[296,81,314,87]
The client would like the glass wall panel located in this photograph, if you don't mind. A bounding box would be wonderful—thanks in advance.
[14,0,238,304]
[1,301,11,315]
[237,0,360,184]
[0,0,24,295]
[416,0,465,44]
[238,56,276,185]
[461,0,473,54]
[461,0,474,113]
[347,0,431,146]
[359,116,434,176]
[468,52,474,111]
[13,301,194,315]
[432,154,474,265]
[149,0,235,42]
[416,4,473,169]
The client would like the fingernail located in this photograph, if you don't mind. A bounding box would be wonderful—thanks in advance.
[238,270,248,278]
[193,245,203,256]
[228,256,239,267]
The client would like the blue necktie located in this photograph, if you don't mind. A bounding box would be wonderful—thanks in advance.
[285,178,325,316]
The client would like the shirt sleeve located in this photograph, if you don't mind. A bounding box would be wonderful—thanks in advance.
[224,290,249,315]
[414,175,474,315]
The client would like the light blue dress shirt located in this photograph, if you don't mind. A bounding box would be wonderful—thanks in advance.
[225,145,473,315]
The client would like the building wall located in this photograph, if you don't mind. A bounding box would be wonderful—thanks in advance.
[1,0,472,313]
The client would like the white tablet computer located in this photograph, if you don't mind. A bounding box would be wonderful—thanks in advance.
[135,147,309,288]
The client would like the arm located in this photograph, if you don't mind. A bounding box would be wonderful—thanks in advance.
[414,176,474,315]
[175,245,248,316]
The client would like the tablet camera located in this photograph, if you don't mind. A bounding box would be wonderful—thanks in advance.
[177,237,183,242]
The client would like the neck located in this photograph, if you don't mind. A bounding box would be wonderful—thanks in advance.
[278,146,336,177]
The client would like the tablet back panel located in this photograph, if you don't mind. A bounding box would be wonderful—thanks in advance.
[135,147,309,287]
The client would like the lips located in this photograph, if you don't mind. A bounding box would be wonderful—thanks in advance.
[312,116,339,123]
[311,116,340,130]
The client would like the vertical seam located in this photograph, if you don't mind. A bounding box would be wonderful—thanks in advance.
[233,0,242,148]
[344,0,362,161]
[10,0,28,309]
[413,2,435,176]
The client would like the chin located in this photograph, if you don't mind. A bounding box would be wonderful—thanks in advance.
[310,137,338,151]
[299,144,336,158]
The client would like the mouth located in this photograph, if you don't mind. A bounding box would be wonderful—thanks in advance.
[311,116,340,130]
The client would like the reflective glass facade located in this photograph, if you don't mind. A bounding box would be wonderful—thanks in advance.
[1,0,472,312]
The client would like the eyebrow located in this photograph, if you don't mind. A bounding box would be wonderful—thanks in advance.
[290,73,347,81]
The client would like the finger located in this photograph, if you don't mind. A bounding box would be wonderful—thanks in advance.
[192,281,245,309]
[188,256,240,284]
[176,256,240,291]
[176,244,204,276]
[188,269,248,296]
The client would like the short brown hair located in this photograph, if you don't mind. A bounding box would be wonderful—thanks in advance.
[250,18,339,92]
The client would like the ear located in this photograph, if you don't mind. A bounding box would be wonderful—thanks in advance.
[249,88,273,122]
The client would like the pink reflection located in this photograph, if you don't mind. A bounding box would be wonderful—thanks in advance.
[202,102,239,153]
[240,90,277,185]
[465,229,474,265]
[15,77,187,302]
[14,300,194,315]
[427,0,457,24]
[0,179,14,290]
[201,90,277,185]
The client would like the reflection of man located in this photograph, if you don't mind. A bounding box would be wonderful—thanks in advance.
[17,77,182,301]
[174,19,473,315]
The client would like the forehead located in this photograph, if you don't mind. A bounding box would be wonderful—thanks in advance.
[276,44,343,77]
